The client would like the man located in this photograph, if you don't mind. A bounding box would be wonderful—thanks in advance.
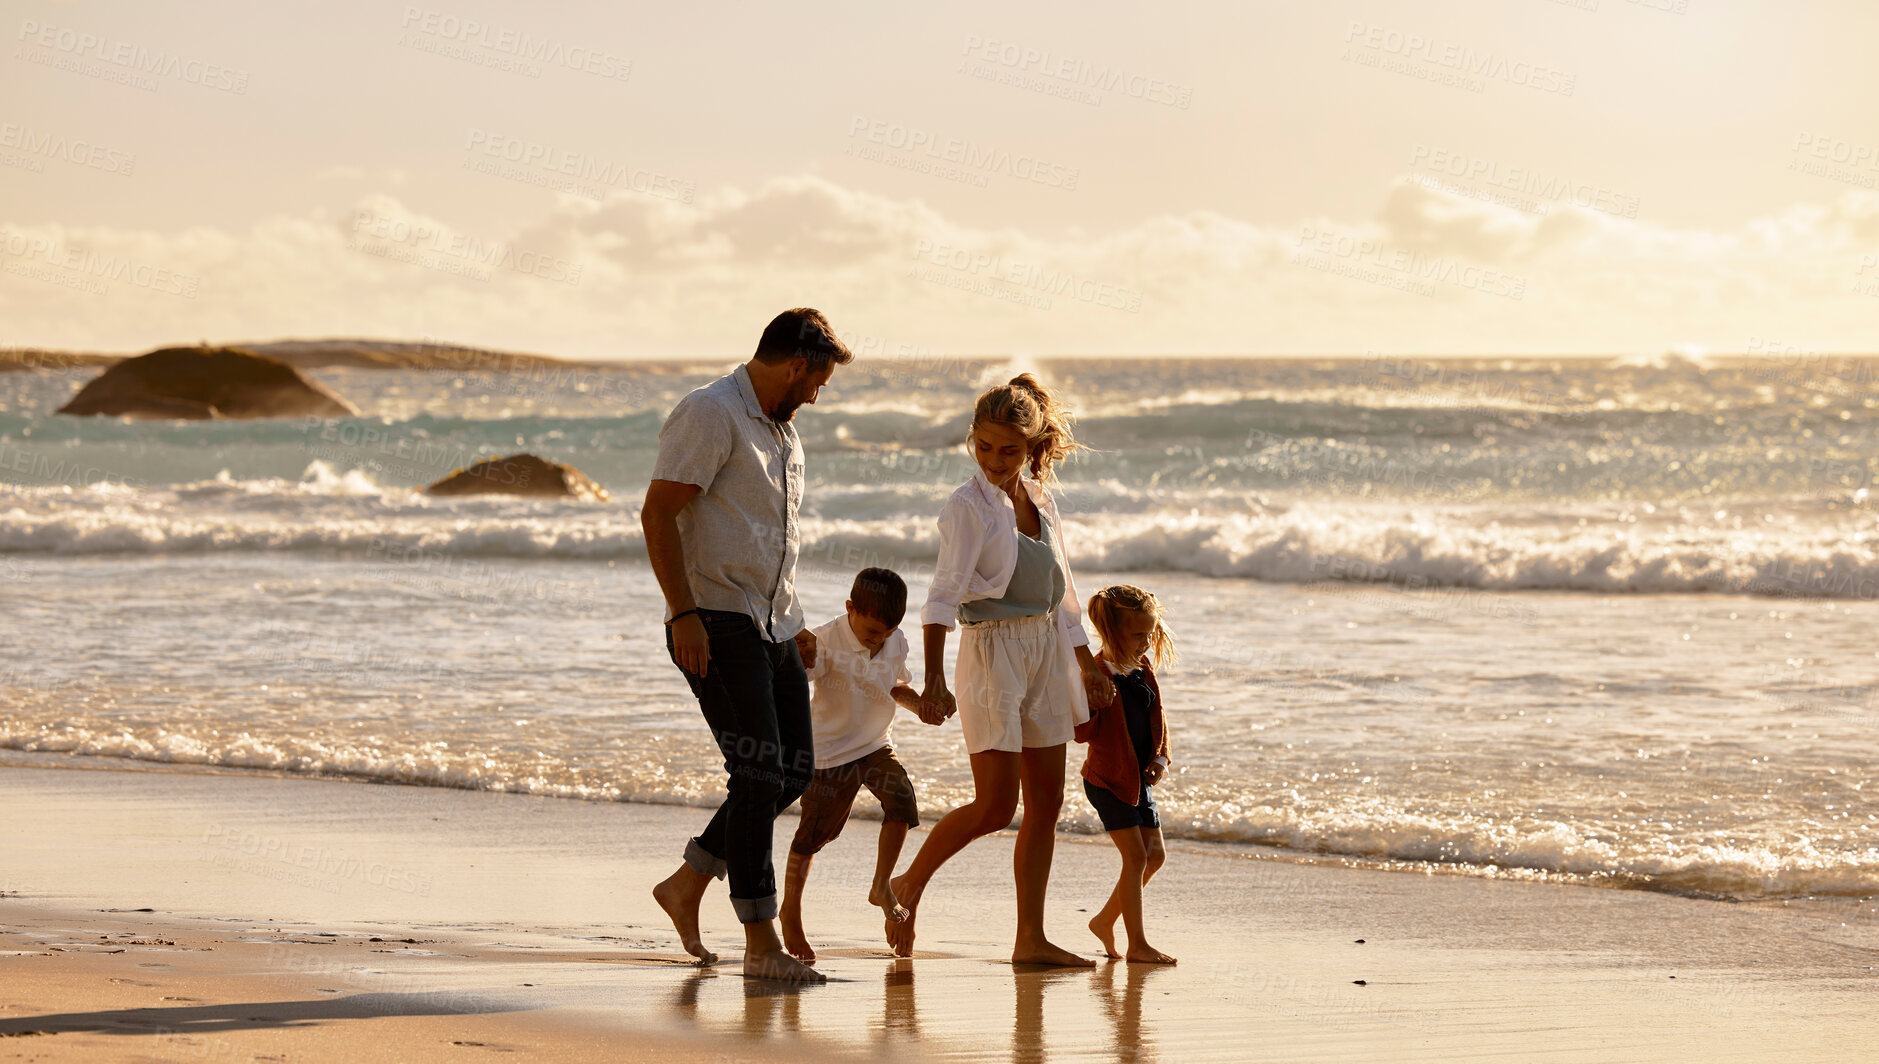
[644,307,852,983]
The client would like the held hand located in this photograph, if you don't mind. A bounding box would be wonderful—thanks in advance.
[672,613,711,678]
[923,679,956,723]
[793,628,817,669]
[1080,661,1116,708]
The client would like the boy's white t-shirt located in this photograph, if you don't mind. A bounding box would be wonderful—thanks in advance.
[804,614,912,770]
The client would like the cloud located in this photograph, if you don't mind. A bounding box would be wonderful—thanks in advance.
[4,177,1878,358]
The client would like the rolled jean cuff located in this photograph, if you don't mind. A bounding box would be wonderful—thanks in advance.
[731,892,778,925]
[684,837,727,881]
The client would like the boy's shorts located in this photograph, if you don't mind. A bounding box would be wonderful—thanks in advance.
[790,746,920,856]
[1084,779,1160,832]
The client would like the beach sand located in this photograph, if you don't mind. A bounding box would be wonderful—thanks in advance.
[1,755,1872,1062]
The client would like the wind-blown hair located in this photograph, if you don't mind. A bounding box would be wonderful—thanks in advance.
[1086,584,1178,670]
[970,373,1082,484]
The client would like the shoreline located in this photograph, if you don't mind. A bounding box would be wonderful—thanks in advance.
[3,760,1874,1061]
[4,747,1874,915]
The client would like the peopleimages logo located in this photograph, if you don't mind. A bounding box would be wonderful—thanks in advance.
[398,7,632,80]
[1409,145,1639,218]
[15,19,250,93]
[1342,21,1577,96]
[0,228,199,297]
[463,128,694,203]
[847,116,1080,191]
[958,35,1194,109]
[910,239,1143,312]
[350,208,585,285]
[0,122,136,176]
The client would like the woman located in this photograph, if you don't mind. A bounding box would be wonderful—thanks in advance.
[887,374,1115,965]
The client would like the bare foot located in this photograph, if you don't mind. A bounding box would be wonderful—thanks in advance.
[1011,939,1096,967]
[885,873,918,956]
[779,908,816,965]
[1088,914,1121,959]
[652,869,718,966]
[1125,944,1177,965]
[869,880,910,923]
[743,945,827,984]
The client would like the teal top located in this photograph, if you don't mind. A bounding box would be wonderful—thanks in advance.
[958,513,1066,623]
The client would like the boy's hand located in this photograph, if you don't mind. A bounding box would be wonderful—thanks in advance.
[793,629,817,669]
[922,679,956,723]
[916,698,948,726]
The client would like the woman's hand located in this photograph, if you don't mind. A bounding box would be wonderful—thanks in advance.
[1080,660,1116,708]
[923,676,956,722]
[671,613,711,677]
[916,696,949,726]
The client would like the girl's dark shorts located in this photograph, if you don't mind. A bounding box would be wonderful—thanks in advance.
[1084,779,1159,832]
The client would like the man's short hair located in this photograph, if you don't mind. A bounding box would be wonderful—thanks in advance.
[753,308,854,370]
[849,567,907,626]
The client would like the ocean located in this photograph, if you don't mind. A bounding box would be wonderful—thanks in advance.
[2,353,1875,904]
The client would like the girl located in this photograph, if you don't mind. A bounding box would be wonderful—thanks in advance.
[1076,584,1178,965]
[887,374,1116,966]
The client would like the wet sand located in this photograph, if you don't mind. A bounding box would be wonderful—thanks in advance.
[1,756,1873,1062]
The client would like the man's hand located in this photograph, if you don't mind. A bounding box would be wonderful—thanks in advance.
[671,613,710,677]
[793,628,817,670]
[1142,761,1167,787]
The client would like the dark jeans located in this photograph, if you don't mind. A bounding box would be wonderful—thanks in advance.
[665,608,813,923]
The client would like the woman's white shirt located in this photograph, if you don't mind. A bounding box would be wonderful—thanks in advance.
[920,467,1094,724]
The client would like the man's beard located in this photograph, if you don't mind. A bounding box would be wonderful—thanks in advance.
[769,379,812,422]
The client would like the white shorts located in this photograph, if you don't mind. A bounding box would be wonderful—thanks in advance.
[954,610,1079,754]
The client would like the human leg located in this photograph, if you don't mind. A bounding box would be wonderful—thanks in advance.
[739,630,822,982]
[1088,826,1146,960]
[664,611,820,981]
[1125,823,1175,964]
[861,749,919,921]
[1011,742,1091,966]
[780,761,865,964]
[885,749,1020,956]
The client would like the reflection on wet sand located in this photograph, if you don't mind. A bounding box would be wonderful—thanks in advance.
[1094,960,1171,1064]
[880,957,923,1046]
[658,955,1166,1061]
[1012,965,1086,1064]
[741,975,807,1038]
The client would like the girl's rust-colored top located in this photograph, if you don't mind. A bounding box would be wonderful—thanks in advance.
[1073,658,1170,807]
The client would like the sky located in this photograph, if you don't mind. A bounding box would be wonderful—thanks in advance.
[3,0,1878,359]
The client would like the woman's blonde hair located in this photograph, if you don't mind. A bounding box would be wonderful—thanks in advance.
[970,373,1082,484]
[1086,584,1178,670]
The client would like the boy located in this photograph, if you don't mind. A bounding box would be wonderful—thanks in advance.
[781,567,941,964]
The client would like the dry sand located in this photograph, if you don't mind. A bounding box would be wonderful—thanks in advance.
[1,756,1873,1062]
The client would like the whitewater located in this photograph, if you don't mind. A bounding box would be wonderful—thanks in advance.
[2,354,1875,903]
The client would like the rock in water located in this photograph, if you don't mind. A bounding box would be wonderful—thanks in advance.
[424,454,611,501]
[57,345,359,420]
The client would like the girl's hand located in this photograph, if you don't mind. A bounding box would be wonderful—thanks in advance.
[1142,761,1167,786]
[1080,661,1116,708]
